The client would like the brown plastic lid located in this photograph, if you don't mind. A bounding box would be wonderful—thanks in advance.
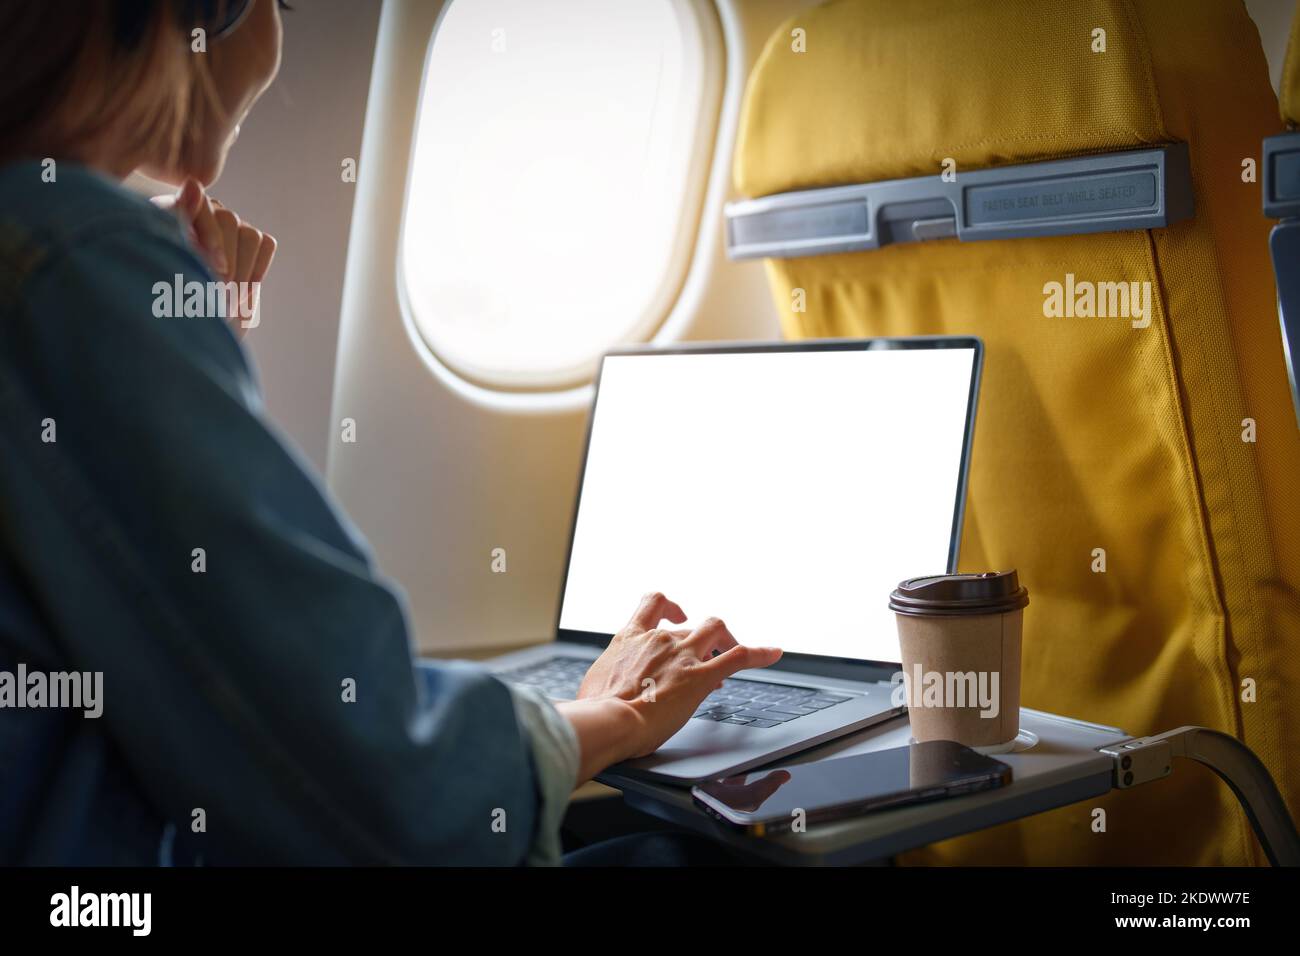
[889,570,1029,617]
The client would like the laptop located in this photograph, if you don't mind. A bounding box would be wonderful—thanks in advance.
[489,336,983,785]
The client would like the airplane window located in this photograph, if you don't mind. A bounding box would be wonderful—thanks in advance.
[401,0,720,390]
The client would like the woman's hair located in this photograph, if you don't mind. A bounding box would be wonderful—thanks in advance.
[0,1,225,169]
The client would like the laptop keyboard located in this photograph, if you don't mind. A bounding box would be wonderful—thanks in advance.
[497,657,854,728]
[497,657,595,700]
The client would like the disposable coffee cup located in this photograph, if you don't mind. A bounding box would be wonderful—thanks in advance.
[889,571,1028,754]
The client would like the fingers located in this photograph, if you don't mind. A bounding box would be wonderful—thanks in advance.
[233,222,263,322]
[684,617,739,658]
[171,177,200,217]
[700,643,783,680]
[205,202,278,330]
[186,186,227,277]
[250,232,277,284]
[235,221,262,283]
[242,232,276,327]
[160,185,276,333]
[212,204,272,284]
[214,206,239,280]
[627,591,687,632]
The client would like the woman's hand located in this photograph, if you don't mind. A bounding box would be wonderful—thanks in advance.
[556,592,782,781]
[153,178,277,336]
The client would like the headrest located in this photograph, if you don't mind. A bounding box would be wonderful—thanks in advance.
[734,0,1174,198]
[1282,1,1300,126]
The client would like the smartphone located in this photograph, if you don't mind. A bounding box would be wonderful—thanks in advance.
[691,740,1012,835]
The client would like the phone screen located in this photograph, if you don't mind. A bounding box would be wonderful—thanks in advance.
[693,740,1011,830]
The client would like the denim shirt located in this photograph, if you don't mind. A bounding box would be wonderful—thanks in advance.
[0,161,578,865]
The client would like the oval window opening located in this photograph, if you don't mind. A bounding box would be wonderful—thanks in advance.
[402,0,719,391]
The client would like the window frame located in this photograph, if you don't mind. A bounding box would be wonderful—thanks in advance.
[395,0,726,400]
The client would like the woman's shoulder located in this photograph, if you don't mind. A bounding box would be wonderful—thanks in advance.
[0,159,187,258]
[0,159,249,390]
[0,159,213,322]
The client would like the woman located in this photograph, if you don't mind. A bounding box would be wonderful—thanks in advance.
[0,0,780,865]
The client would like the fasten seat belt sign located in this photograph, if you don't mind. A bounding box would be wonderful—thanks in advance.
[724,144,1193,260]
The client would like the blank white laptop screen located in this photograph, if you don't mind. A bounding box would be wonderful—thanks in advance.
[559,345,978,664]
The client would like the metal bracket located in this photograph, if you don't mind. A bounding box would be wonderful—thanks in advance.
[1264,130,1300,429]
[724,144,1193,260]
[1263,130,1300,219]
[1101,726,1300,866]
[1270,221,1300,429]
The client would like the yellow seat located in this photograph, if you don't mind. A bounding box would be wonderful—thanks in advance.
[733,0,1300,864]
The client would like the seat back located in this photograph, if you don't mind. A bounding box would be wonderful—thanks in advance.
[733,0,1300,864]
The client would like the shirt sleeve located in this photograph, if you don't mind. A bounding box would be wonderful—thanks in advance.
[0,209,571,865]
[504,684,580,865]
